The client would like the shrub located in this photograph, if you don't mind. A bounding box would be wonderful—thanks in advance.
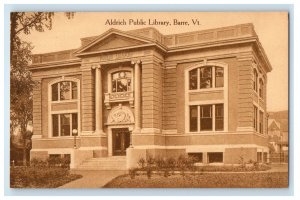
[146,154,155,167]
[30,158,48,168]
[10,166,70,188]
[146,166,153,179]
[129,168,138,179]
[166,157,176,174]
[137,158,146,169]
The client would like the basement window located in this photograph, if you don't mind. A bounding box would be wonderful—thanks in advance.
[208,152,223,163]
[188,153,203,163]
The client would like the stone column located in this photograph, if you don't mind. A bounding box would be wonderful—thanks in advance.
[92,64,103,134]
[132,60,141,133]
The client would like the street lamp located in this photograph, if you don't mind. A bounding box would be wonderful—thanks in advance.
[72,129,78,149]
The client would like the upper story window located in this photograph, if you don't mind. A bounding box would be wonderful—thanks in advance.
[189,66,224,90]
[111,71,132,93]
[259,78,264,98]
[253,69,258,92]
[52,81,78,101]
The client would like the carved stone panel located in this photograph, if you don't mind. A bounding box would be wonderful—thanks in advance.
[107,104,135,125]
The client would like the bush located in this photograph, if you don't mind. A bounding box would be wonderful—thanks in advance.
[11,166,70,188]
[129,168,138,179]
[146,167,153,179]
[137,158,146,169]
[30,158,47,168]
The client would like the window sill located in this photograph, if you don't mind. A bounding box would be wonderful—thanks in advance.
[51,99,78,104]
[188,87,223,93]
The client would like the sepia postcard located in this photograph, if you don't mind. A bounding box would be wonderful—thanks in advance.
[10,12,289,188]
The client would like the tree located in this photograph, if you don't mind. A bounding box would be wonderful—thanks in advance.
[10,12,74,166]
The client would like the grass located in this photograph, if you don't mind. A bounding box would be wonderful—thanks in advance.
[10,166,82,188]
[103,172,288,188]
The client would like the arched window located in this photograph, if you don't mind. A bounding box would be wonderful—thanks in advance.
[189,66,224,90]
[111,71,132,93]
[253,69,258,92]
[51,81,78,101]
[259,78,264,98]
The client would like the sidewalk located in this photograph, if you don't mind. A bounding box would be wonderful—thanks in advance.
[58,170,126,188]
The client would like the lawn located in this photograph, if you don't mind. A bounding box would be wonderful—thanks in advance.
[103,172,288,188]
[10,166,82,188]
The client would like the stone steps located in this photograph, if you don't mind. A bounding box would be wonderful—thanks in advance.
[77,156,127,170]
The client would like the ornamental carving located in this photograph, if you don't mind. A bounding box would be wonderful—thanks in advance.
[107,104,134,125]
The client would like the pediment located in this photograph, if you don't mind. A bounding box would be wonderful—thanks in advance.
[75,30,152,55]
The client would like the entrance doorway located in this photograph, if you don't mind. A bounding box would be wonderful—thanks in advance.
[112,128,130,156]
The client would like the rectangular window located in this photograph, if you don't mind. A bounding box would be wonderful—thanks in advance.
[61,114,71,136]
[257,152,262,163]
[200,67,212,89]
[215,104,224,131]
[189,106,198,132]
[188,153,203,163]
[200,105,212,131]
[259,111,264,134]
[208,152,223,163]
[52,114,59,137]
[52,113,78,137]
[215,67,224,87]
[189,69,198,90]
[253,105,258,131]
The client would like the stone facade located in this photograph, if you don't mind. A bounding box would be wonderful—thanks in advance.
[29,23,272,169]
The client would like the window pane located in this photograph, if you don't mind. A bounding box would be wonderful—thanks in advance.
[112,72,119,80]
[71,82,77,99]
[200,67,212,89]
[215,67,224,87]
[215,104,224,131]
[112,80,117,92]
[60,82,71,100]
[259,111,263,134]
[253,69,258,91]
[52,83,58,101]
[190,106,198,132]
[253,106,258,131]
[60,114,70,136]
[259,79,263,98]
[200,105,212,131]
[72,113,78,132]
[188,153,203,163]
[208,152,223,163]
[117,79,128,92]
[52,114,59,137]
[189,69,197,90]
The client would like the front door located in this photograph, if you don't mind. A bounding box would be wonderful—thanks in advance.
[112,128,130,156]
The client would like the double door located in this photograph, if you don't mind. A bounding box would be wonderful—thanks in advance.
[112,128,130,156]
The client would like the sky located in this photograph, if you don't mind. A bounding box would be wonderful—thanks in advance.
[20,12,288,112]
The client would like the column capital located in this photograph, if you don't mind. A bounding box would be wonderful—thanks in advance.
[91,63,101,70]
[131,60,142,65]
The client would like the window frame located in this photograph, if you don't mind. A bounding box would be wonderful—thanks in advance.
[111,70,132,93]
[51,81,78,102]
[189,104,224,133]
[52,112,78,137]
[107,67,134,94]
[185,62,228,134]
[48,77,81,138]
[188,65,224,91]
